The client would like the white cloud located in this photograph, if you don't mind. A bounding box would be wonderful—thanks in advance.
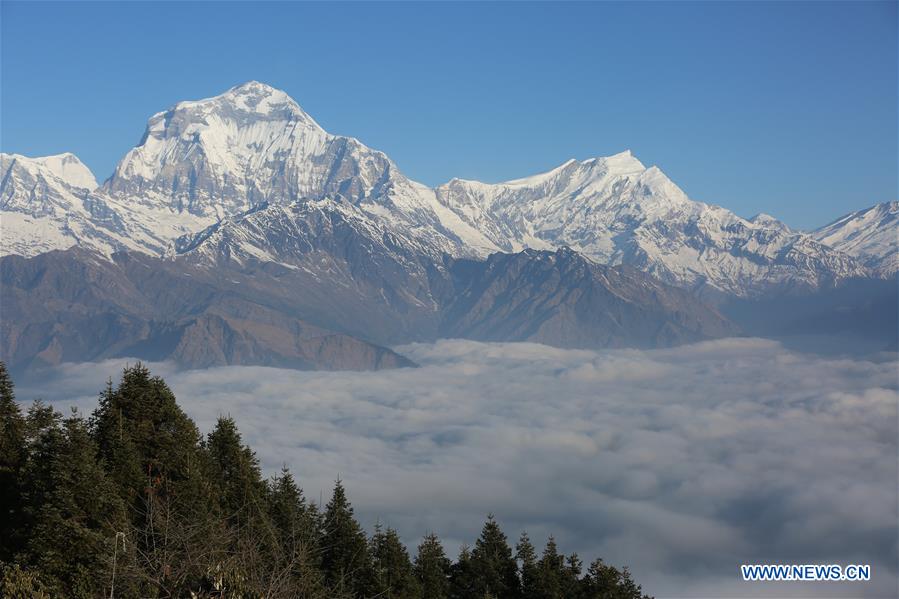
[15,338,899,598]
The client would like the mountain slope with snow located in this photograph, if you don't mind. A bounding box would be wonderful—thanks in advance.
[435,152,869,296]
[812,201,897,276]
[1,153,131,256]
[1,81,884,299]
[103,81,495,258]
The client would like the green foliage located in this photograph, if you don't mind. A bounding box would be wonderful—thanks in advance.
[535,536,565,598]
[321,479,374,596]
[515,532,539,599]
[449,544,477,599]
[0,360,653,599]
[581,559,651,599]
[469,514,521,599]
[370,524,420,598]
[0,562,52,598]
[20,411,128,597]
[268,466,321,558]
[414,532,451,599]
[91,365,206,504]
[0,362,26,561]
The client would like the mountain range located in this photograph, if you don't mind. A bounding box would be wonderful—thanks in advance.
[1,82,895,372]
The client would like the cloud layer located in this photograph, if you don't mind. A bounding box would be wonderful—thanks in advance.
[16,338,898,598]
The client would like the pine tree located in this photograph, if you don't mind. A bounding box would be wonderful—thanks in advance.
[370,524,420,598]
[90,364,210,514]
[320,479,373,597]
[90,364,218,596]
[268,466,320,553]
[469,514,521,599]
[1,363,655,599]
[562,553,582,597]
[535,536,565,598]
[581,559,652,599]
[515,532,539,599]
[204,415,276,593]
[414,532,451,599]
[206,416,267,521]
[20,410,129,598]
[0,362,26,561]
[15,401,63,569]
[266,466,328,596]
[449,544,476,599]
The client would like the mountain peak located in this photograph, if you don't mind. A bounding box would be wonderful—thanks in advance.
[105,81,330,209]
[598,149,645,172]
[2,152,98,190]
[575,150,645,175]
[156,81,319,131]
[33,153,98,190]
[230,80,278,93]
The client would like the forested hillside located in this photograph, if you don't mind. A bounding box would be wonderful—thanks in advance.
[0,362,651,598]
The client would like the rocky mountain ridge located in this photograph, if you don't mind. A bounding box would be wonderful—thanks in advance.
[2,81,892,299]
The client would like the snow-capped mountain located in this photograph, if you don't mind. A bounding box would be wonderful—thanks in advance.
[29,152,98,190]
[102,81,493,258]
[434,152,869,296]
[812,201,898,276]
[0,81,883,298]
[0,153,133,257]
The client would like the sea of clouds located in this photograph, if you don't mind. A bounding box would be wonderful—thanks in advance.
[15,338,898,598]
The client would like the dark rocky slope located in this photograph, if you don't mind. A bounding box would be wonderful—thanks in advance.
[1,242,737,373]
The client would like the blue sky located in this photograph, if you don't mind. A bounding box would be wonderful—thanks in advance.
[2,1,895,228]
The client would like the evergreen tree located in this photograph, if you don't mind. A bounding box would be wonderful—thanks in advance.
[448,544,476,599]
[0,362,26,561]
[20,411,128,598]
[204,416,278,593]
[266,466,328,596]
[515,532,539,599]
[414,532,451,599]
[90,364,218,595]
[581,559,652,599]
[321,479,373,597]
[15,402,63,569]
[0,363,654,599]
[469,515,520,599]
[562,553,582,598]
[535,536,565,598]
[268,466,320,554]
[91,363,211,526]
[22,400,58,444]
[206,416,267,521]
[370,524,420,598]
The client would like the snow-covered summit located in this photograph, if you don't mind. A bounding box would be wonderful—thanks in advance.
[1,81,884,296]
[0,152,135,256]
[104,81,327,217]
[812,201,898,275]
[98,81,494,257]
[433,151,867,295]
[2,152,97,191]
[33,153,98,190]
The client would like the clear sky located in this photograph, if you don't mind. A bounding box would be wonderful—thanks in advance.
[2,1,896,229]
